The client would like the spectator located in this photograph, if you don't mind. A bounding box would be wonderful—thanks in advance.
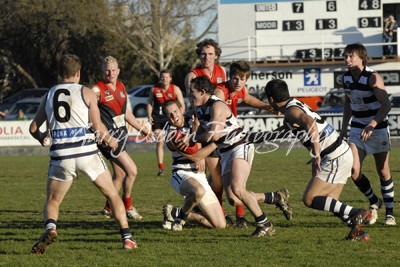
[383,15,398,55]
[16,109,27,120]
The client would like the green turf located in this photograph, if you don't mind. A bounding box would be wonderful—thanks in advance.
[0,147,399,266]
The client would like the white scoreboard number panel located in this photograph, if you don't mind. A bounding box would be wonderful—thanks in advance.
[219,0,394,61]
[256,0,383,59]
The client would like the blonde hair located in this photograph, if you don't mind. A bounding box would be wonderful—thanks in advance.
[102,56,118,70]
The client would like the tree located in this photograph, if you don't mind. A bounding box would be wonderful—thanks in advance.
[0,0,218,100]
[112,0,217,76]
[0,0,124,97]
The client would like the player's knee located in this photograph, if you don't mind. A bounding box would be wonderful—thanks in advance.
[195,187,205,202]
[213,219,226,229]
[377,167,390,180]
[302,194,313,207]
[231,186,244,200]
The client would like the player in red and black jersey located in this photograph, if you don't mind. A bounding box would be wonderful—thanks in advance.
[93,56,149,221]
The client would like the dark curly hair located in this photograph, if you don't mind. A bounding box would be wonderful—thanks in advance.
[195,39,222,57]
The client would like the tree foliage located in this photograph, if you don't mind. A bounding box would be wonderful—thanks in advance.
[113,0,217,76]
[0,0,217,101]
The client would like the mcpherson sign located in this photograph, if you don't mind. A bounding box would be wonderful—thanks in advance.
[245,62,400,98]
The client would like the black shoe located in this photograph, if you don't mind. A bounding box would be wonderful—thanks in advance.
[31,228,58,254]
[225,215,235,228]
[275,188,292,221]
[251,222,275,238]
[234,216,248,229]
[347,210,372,241]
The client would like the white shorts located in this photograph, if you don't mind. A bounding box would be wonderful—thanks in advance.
[170,170,214,196]
[48,152,108,182]
[170,170,219,206]
[218,143,254,177]
[316,147,353,184]
[348,130,391,154]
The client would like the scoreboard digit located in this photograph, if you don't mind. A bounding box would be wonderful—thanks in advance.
[283,20,304,31]
[326,1,337,12]
[292,2,304,13]
[316,19,338,30]
[358,17,381,28]
[358,0,381,10]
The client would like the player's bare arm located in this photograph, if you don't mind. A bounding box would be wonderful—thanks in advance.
[147,88,155,123]
[91,85,101,102]
[29,96,49,146]
[244,93,274,113]
[369,72,392,126]
[125,108,150,137]
[174,86,186,112]
[184,71,196,96]
[214,88,225,101]
[340,95,352,139]
[285,106,321,171]
[196,101,229,143]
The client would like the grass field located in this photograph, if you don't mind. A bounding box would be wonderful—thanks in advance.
[0,146,399,266]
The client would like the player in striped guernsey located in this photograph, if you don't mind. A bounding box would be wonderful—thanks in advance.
[160,99,226,231]
[340,43,395,226]
[184,39,237,227]
[29,54,137,253]
[265,79,372,241]
[214,61,292,225]
[190,76,289,238]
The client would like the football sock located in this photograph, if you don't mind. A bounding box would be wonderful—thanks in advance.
[311,196,358,217]
[236,205,245,218]
[171,207,180,219]
[354,174,379,205]
[381,177,395,216]
[158,163,164,170]
[264,192,275,204]
[178,209,189,220]
[254,213,268,226]
[45,219,57,231]
[120,228,132,241]
[123,196,132,209]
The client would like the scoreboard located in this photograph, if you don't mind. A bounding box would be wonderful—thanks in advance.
[218,0,399,61]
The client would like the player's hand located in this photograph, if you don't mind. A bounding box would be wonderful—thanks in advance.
[265,104,278,115]
[311,156,321,177]
[107,137,119,151]
[174,131,190,151]
[361,125,374,142]
[195,159,206,173]
[38,130,50,146]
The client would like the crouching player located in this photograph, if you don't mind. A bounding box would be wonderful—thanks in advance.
[161,99,226,231]
[264,79,372,241]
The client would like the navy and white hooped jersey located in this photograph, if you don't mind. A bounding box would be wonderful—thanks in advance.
[284,98,347,159]
[165,115,197,171]
[195,95,246,150]
[342,66,389,134]
[45,83,98,160]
